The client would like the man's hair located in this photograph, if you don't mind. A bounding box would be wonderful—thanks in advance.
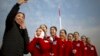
[18,12,25,19]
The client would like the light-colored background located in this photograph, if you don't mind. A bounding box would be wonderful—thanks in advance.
[0,0,100,56]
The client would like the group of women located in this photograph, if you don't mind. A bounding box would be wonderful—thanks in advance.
[28,24,98,56]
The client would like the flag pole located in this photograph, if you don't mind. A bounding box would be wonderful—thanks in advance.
[59,11,62,29]
[58,0,62,29]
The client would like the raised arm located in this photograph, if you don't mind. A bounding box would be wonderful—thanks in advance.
[5,0,27,30]
[6,3,20,27]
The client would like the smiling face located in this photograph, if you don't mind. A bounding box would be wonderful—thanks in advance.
[68,33,73,41]
[15,12,25,25]
[36,28,43,37]
[74,32,79,40]
[40,24,47,32]
[81,36,87,43]
[50,26,57,37]
[59,29,67,40]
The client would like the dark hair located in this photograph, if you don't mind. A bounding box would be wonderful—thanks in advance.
[60,29,67,35]
[18,12,25,19]
[50,26,57,31]
[36,28,44,32]
[40,24,47,29]
[81,35,86,39]
[74,31,79,35]
[68,33,73,37]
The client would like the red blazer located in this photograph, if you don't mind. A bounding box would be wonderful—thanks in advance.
[48,36,61,56]
[59,39,66,56]
[28,37,51,56]
[88,45,98,56]
[38,38,51,56]
[83,44,89,56]
[28,38,41,56]
[72,40,84,56]
[65,41,73,56]
[59,40,73,56]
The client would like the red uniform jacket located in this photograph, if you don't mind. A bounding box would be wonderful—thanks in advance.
[59,40,66,56]
[88,45,98,56]
[83,44,89,56]
[65,41,73,56]
[28,37,51,56]
[72,40,84,56]
[48,36,61,56]
[28,38,41,56]
[59,40,73,56]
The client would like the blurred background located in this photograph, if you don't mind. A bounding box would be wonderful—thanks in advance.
[0,0,100,56]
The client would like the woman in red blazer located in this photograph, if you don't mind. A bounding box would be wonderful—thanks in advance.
[48,26,61,56]
[28,28,51,56]
[39,24,48,38]
[59,29,73,56]
[81,35,89,56]
[59,29,67,56]
[67,33,74,42]
[86,37,98,56]
[72,32,84,56]
[67,33,74,56]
